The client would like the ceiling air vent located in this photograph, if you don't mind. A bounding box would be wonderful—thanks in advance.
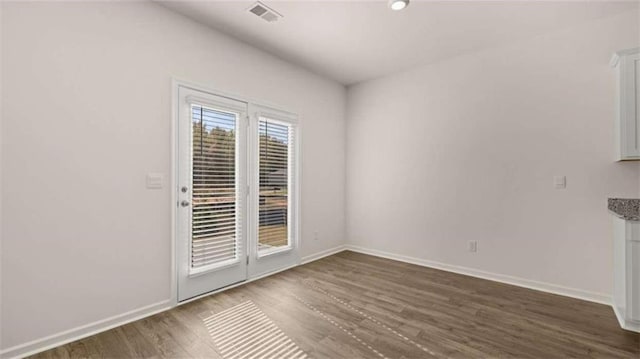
[247,2,283,23]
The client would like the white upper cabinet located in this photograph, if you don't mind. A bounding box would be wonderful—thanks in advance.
[611,48,640,161]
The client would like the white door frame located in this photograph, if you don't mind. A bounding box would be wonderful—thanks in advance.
[171,79,302,305]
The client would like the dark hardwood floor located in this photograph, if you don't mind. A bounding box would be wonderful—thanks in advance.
[31,251,640,358]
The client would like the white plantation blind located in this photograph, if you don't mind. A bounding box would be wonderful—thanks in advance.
[191,105,240,269]
[258,117,294,252]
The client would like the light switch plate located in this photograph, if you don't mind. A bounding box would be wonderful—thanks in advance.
[146,173,164,189]
[554,176,566,189]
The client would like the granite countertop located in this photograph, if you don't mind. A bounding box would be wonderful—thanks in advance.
[608,198,640,221]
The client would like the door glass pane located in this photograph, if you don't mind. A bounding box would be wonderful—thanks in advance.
[258,118,290,254]
[191,105,238,269]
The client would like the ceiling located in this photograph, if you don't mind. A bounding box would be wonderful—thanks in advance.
[158,1,638,85]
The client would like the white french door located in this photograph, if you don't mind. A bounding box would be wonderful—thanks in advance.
[177,86,248,301]
[176,84,299,302]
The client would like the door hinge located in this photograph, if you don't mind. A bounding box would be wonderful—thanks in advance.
[246,254,249,265]
[246,185,250,196]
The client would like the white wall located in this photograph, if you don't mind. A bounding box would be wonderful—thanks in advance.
[346,9,640,300]
[0,1,346,353]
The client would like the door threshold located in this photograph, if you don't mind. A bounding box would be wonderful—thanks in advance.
[177,261,299,306]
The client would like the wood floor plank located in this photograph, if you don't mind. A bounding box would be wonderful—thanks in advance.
[114,323,161,358]
[30,251,640,358]
[132,314,192,358]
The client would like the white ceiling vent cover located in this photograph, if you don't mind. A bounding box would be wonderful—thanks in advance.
[247,2,283,23]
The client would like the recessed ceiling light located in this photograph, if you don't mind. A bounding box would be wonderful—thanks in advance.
[388,0,409,11]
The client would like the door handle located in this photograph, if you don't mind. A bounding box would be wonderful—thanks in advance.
[180,200,190,207]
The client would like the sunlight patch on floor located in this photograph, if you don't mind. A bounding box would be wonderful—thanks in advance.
[203,300,307,359]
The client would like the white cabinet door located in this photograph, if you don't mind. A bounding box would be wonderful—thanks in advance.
[612,216,640,333]
[612,48,640,160]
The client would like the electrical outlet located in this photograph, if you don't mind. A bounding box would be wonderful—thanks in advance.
[313,231,319,240]
[468,240,478,253]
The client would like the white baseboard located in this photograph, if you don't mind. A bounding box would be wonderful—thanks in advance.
[0,300,172,359]
[301,245,346,264]
[613,303,640,332]
[345,245,611,305]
